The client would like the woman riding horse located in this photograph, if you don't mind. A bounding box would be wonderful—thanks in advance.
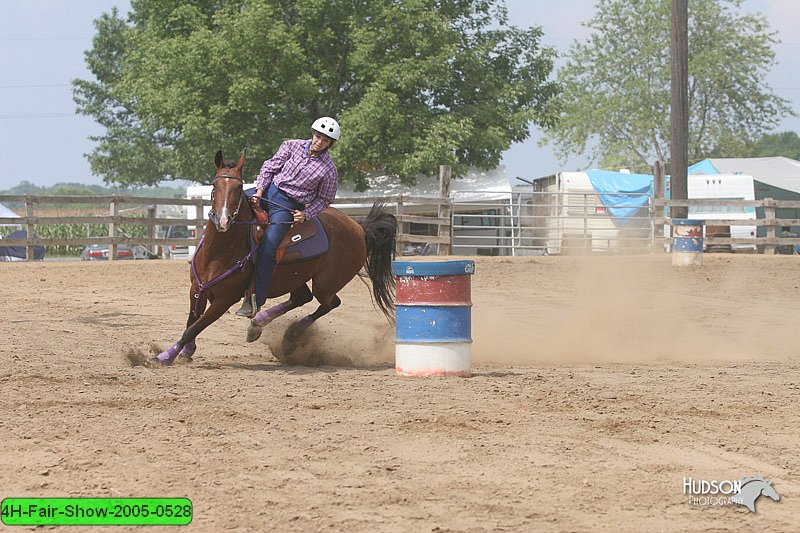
[147,130,396,367]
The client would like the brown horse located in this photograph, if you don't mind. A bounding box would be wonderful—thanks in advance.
[147,150,397,367]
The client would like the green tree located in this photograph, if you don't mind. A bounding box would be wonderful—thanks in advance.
[74,0,559,188]
[751,131,800,160]
[542,0,794,171]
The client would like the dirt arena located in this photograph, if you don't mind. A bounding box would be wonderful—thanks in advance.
[2,254,799,531]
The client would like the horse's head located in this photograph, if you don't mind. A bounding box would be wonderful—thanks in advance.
[209,149,247,232]
[736,476,781,512]
[761,480,780,502]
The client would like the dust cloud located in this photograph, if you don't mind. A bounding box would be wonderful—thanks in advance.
[471,256,797,365]
[256,312,394,368]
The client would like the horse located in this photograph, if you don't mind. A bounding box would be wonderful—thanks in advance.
[146,150,397,367]
[732,476,780,513]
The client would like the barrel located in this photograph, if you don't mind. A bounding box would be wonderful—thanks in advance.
[672,219,704,266]
[392,260,475,377]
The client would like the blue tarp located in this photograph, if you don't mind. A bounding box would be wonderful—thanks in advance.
[688,159,719,175]
[586,170,653,225]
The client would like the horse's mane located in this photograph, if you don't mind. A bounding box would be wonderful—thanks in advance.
[740,476,768,487]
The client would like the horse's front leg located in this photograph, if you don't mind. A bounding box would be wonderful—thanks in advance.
[175,295,206,362]
[147,296,232,367]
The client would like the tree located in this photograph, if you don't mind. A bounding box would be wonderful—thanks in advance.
[74,0,559,188]
[751,131,800,160]
[541,0,794,171]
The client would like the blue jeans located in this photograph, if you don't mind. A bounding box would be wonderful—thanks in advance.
[244,184,303,307]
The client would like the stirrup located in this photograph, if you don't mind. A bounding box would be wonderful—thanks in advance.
[235,294,258,318]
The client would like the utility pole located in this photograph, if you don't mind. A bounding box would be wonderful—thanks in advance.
[670,0,689,219]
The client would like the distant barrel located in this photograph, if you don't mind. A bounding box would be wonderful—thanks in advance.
[392,260,475,377]
[672,219,704,266]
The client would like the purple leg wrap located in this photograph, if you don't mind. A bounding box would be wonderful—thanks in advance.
[156,343,182,365]
[253,302,287,327]
[296,316,314,331]
[179,340,196,357]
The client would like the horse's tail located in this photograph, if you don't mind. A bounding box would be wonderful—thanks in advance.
[360,201,397,320]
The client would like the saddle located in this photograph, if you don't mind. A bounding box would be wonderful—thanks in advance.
[250,205,329,264]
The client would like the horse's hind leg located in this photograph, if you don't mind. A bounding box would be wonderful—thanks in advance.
[247,284,314,342]
[286,294,342,341]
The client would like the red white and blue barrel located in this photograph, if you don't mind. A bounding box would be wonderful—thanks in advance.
[392,260,475,377]
[672,219,704,266]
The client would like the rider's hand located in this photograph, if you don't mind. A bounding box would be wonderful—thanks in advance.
[292,210,305,224]
[250,194,261,206]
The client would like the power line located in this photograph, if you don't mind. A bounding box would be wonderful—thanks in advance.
[0,83,71,89]
[0,113,79,120]
[0,37,91,41]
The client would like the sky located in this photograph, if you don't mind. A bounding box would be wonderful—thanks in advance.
[1,0,798,189]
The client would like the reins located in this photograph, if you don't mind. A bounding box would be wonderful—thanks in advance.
[191,172,257,315]
[191,172,303,314]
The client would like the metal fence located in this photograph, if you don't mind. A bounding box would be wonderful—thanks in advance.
[451,190,653,256]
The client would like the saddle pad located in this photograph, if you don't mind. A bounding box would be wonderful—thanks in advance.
[276,216,329,263]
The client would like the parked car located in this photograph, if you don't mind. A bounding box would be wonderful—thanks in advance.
[162,225,192,260]
[80,244,135,260]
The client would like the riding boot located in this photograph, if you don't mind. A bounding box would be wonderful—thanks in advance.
[235,293,258,318]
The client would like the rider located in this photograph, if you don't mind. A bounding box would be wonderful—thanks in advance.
[236,116,340,317]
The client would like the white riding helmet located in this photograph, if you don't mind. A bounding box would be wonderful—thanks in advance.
[311,116,341,141]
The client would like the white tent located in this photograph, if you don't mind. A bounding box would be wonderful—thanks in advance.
[335,167,511,202]
[0,202,21,228]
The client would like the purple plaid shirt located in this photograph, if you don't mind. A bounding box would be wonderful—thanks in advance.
[255,139,338,219]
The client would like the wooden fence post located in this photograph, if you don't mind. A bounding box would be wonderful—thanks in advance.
[109,196,118,261]
[438,165,452,255]
[25,195,35,261]
[396,195,407,254]
[764,198,776,255]
[147,206,157,256]
[194,199,205,243]
[583,192,589,254]
[653,160,665,253]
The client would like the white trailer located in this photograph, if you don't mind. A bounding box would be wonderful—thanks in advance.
[525,171,637,254]
[686,173,757,251]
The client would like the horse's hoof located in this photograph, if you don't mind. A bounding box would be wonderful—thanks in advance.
[175,354,193,365]
[246,323,263,343]
[144,356,168,368]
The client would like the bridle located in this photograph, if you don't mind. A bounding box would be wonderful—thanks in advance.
[208,172,244,227]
